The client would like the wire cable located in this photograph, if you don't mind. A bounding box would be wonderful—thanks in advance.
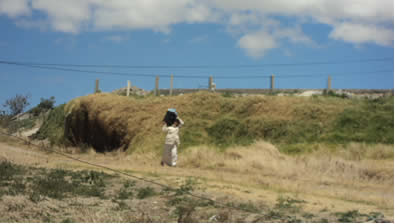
[0,57,392,68]
[0,60,393,79]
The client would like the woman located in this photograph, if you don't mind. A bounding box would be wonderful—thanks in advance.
[161,117,184,167]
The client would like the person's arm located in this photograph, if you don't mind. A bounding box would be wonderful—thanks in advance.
[177,118,184,128]
[162,122,168,132]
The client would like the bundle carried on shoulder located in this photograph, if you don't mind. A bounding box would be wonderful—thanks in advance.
[163,108,178,126]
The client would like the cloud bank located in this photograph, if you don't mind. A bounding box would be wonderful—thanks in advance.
[0,0,393,58]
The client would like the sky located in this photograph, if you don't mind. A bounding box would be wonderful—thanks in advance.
[0,0,394,109]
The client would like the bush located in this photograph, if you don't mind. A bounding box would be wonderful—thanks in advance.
[3,94,30,116]
[30,96,55,116]
[206,118,253,148]
[326,98,394,144]
[33,104,67,145]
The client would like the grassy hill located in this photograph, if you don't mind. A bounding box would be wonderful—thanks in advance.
[35,91,393,154]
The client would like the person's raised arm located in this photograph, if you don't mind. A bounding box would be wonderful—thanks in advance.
[177,118,184,128]
[162,122,168,132]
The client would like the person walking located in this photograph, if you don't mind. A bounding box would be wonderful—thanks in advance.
[161,117,184,167]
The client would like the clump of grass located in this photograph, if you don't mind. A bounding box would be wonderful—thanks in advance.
[0,161,25,182]
[274,196,306,213]
[136,186,156,199]
[32,169,110,199]
[117,180,135,200]
[334,210,365,223]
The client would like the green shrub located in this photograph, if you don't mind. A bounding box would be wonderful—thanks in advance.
[326,98,394,144]
[206,117,253,148]
[29,96,55,116]
[33,104,68,145]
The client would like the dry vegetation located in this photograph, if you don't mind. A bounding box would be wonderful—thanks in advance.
[0,91,393,222]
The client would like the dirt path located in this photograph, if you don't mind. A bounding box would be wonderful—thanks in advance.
[0,141,393,222]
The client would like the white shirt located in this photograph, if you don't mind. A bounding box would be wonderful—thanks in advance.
[162,118,184,145]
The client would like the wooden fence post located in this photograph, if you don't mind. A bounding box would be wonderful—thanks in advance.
[155,76,159,96]
[127,80,131,96]
[270,75,275,90]
[170,74,173,96]
[209,76,213,91]
[95,79,99,93]
[327,75,332,90]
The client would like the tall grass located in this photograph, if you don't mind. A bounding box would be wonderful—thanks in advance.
[178,141,393,208]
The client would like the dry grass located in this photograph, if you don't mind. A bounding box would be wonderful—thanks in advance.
[0,139,393,222]
[178,141,394,210]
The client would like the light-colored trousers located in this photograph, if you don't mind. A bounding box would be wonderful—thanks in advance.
[162,144,177,166]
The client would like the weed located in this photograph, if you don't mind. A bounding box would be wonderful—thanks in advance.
[284,215,303,223]
[29,191,43,203]
[32,168,108,199]
[114,200,129,210]
[237,201,261,213]
[175,203,197,223]
[0,161,25,181]
[8,178,26,196]
[137,187,156,199]
[302,212,314,219]
[61,218,74,223]
[117,180,136,200]
[264,210,283,220]
[366,212,388,223]
[320,218,329,223]
[274,196,305,213]
[175,178,197,196]
[334,210,365,223]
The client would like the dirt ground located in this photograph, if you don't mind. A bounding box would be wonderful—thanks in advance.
[0,139,393,222]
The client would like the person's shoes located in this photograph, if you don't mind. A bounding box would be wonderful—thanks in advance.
[160,161,164,166]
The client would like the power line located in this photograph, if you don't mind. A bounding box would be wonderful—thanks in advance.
[0,57,392,69]
[0,60,393,79]
[0,131,264,215]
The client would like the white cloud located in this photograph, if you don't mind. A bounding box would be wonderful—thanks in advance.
[0,0,30,17]
[330,22,393,46]
[0,0,393,57]
[238,31,277,58]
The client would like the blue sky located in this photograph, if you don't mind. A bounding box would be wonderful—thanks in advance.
[0,0,393,109]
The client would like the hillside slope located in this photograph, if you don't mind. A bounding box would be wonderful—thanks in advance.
[54,91,393,153]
